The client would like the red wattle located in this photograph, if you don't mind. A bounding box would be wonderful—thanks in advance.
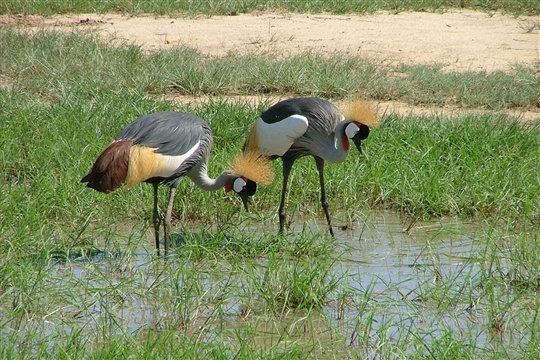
[342,135,349,151]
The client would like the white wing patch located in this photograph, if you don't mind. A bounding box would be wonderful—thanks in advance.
[154,141,200,178]
[256,114,308,156]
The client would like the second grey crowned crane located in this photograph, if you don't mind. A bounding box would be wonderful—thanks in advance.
[81,111,274,256]
[243,97,378,236]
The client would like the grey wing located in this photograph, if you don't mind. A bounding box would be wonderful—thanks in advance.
[262,98,341,134]
[117,112,209,157]
[296,98,342,135]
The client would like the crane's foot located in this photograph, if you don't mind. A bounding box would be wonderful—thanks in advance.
[328,226,335,237]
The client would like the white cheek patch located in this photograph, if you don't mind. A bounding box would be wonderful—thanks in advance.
[345,122,360,139]
[233,178,246,193]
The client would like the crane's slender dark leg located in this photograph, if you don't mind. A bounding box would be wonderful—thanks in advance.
[314,156,334,237]
[152,183,161,256]
[163,187,177,257]
[278,159,294,235]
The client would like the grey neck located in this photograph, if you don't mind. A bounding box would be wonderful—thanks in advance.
[311,121,350,163]
[187,162,235,191]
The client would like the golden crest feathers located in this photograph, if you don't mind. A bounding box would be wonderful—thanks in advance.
[340,99,380,128]
[231,150,274,185]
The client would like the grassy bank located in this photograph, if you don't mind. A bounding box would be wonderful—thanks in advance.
[2,29,539,110]
[3,90,539,253]
[1,13,540,360]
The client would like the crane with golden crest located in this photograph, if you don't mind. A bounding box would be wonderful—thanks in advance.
[81,111,274,256]
[243,97,379,236]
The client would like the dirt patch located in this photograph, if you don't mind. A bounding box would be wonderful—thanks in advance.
[3,10,539,120]
[5,10,539,72]
[167,94,540,123]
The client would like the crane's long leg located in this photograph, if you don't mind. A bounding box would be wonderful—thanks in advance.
[152,183,161,256]
[314,156,334,237]
[278,159,294,235]
[163,187,177,257]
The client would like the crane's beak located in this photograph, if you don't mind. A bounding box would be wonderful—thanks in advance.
[238,190,250,211]
[352,136,363,154]
[233,179,256,212]
[352,124,370,154]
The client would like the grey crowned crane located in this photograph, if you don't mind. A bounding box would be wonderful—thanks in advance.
[243,97,378,236]
[81,111,274,256]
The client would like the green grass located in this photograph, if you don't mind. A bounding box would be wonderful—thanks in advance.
[1,5,540,359]
[2,29,538,110]
[1,0,539,16]
[361,114,540,221]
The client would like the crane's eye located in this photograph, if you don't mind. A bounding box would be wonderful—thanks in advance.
[233,177,247,193]
[345,122,360,139]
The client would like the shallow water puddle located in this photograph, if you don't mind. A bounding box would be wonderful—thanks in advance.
[323,211,487,346]
[334,210,481,294]
[22,211,494,352]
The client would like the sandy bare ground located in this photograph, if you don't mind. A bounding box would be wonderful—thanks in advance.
[3,10,540,120]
